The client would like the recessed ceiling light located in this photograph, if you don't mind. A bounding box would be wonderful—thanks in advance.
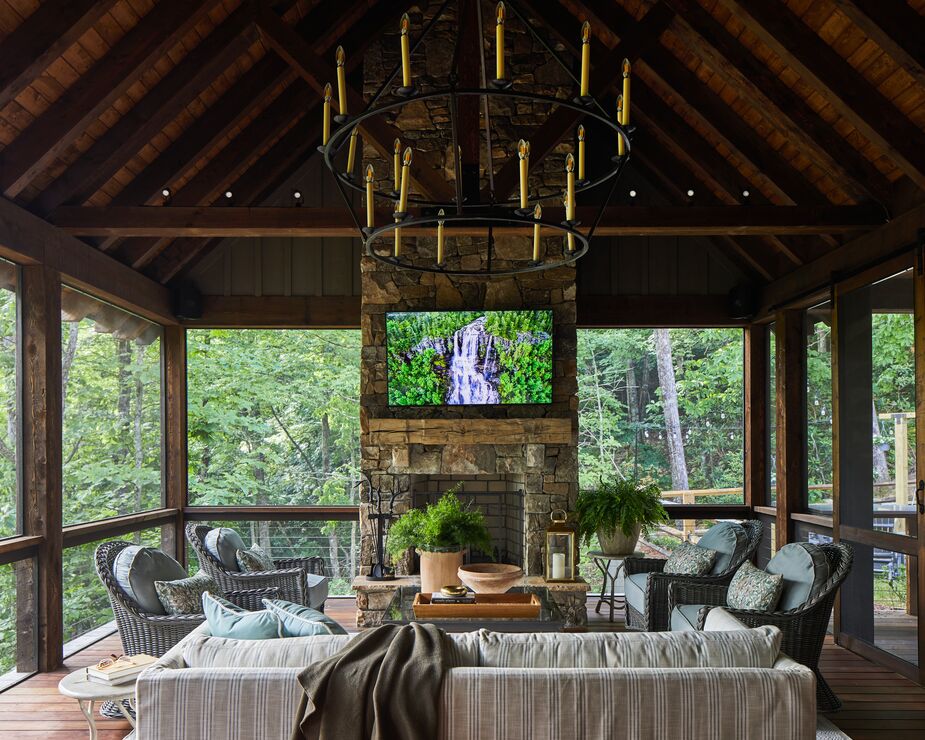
[629,189,637,198]
[293,190,302,200]
[161,187,171,198]
[224,190,233,199]
[686,189,695,197]
[742,189,750,198]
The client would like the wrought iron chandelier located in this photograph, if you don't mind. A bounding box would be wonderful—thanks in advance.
[320,0,633,276]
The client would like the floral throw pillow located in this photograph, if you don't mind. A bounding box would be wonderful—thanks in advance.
[663,542,717,576]
[727,561,783,611]
[236,544,275,573]
[154,570,219,615]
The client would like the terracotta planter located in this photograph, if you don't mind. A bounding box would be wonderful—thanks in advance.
[418,549,465,594]
[597,524,641,556]
[457,563,524,593]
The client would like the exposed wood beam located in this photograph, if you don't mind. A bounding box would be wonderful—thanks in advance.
[576,295,746,327]
[182,295,361,328]
[831,0,925,89]
[757,201,925,317]
[485,0,675,202]
[669,0,893,205]
[0,0,218,198]
[30,2,262,216]
[715,0,925,191]
[0,198,174,324]
[255,6,455,203]
[0,0,118,111]
[51,204,884,237]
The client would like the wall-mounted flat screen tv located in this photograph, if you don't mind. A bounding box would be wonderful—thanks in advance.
[386,310,553,406]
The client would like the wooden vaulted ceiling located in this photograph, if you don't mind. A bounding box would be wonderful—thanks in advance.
[1,0,924,288]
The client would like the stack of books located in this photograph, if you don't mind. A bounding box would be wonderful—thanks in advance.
[85,654,157,685]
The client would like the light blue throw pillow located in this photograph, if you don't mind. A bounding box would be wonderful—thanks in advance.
[202,592,282,640]
[262,598,348,637]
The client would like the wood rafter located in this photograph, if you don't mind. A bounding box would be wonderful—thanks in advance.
[51,204,883,237]
[715,0,925,191]
[0,0,220,199]
[0,0,118,111]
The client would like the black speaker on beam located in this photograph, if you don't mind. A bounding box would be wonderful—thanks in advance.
[727,284,757,321]
[172,281,203,320]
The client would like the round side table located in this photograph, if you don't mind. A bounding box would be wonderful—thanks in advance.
[588,550,644,623]
[58,668,136,739]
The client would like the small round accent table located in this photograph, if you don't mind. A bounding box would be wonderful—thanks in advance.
[588,550,644,623]
[58,668,136,739]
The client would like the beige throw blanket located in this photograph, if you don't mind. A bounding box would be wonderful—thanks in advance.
[291,623,451,740]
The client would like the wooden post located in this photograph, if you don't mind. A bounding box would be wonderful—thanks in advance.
[20,265,63,672]
[163,325,187,566]
[775,309,806,551]
[745,323,769,508]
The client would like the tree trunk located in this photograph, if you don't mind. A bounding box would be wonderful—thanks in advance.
[590,350,607,469]
[654,329,689,492]
[320,413,341,578]
[872,400,889,484]
[626,362,639,425]
[116,339,132,516]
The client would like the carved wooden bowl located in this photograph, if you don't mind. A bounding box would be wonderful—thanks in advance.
[457,563,524,594]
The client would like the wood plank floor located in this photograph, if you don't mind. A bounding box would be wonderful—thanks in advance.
[0,597,920,739]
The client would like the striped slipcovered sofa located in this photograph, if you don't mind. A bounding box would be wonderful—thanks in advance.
[135,609,816,740]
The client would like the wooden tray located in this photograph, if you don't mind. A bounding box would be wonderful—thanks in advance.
[412,592,542,620]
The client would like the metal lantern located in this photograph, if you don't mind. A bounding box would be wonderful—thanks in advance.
[545,509,578,582]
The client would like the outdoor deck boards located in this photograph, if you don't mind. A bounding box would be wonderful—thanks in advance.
[0,597,919,739]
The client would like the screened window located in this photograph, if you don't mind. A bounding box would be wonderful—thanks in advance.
[806,301,833,512]
[0,259,18,539]
[577,329,745,504]
[186,330,362,506]
[61,287,163,525]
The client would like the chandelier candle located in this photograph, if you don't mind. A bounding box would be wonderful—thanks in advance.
[577,125,586,182]
[436,208,446,265]
[616,96,625,157]
[392,139,401,193]
[580,22,591,99]
[495,3,505,82]
[322,83,332,145]
[336,46,347,115]
[400,14,412,90]
[398,146,413,214]
[365,165,375,228]
[518,139,530,210]
[622,59,631,125]
[566,154,576,252]
[532,203,542,262]
[347,129,358,177]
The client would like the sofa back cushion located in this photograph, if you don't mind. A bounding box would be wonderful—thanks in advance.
[476,625,781,669]
[697,521,746,574]
[112,545,188,615]
[204,527,247,572]
[203,593,281,640]
[765,542,830,611]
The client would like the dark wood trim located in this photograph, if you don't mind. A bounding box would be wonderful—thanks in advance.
[752,505,777,517]
[576,295,745,328]
[790,512,833,528]
[163,326,188,565]
[836,632,922,684]
[20,265,63,672]
[0,536,43,567]
[915,236,925,675]
[184,295,361,329]
[744,324,768,508]
[660,505,752,520]
[62,509,180,549]
[50,205,884,238]
[838,525,918,557]
[0,198,175,325]
[775,309,805,550]
[184,506,359,522]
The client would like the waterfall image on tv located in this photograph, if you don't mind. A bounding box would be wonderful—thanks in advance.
[386,310,553,406]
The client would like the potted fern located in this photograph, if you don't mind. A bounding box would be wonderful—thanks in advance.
[386,488,492,594]
[576,478,668,555]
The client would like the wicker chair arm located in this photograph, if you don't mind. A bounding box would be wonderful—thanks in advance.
[718,606,814,629]
[668,582,729,613]
[622,557,667,576]
[140,612,207,627]
[274,556,325,576]
[224,587,280,611]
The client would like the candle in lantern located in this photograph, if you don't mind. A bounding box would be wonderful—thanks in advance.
[400,13,412,90]
[322,83,332,145]
[393,139,401,193]
[616,95,625,157]
[335,46,347,115]
[398,146,413,214]
[365,165,375,228]
[495,3,506,82]
[532,203,542,262]
[346,128,358,176]
[622,59,631,125]
[552,552,566,580]
[579,21,591,98]
[518,139,530,210]
[577,125,586,182]
[436,208,445,265]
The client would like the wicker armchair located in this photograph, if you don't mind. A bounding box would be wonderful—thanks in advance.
[186,523,328,609]
[96,540,278,658]
[668,542,853,712]
[623,520,764,632]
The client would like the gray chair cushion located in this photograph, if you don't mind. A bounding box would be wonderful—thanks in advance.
[765,542,830,611]
[670,604,707,632]
[624,572,649,615]
[305,573,329,610]
[113,545,188,615]
[697,521,746,574]
[204,527,247,572]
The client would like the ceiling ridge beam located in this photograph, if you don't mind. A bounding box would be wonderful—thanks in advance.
[0,0,119,111]
[0,0,220,199]
[30,1,267,217]
[714,0,925,191]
